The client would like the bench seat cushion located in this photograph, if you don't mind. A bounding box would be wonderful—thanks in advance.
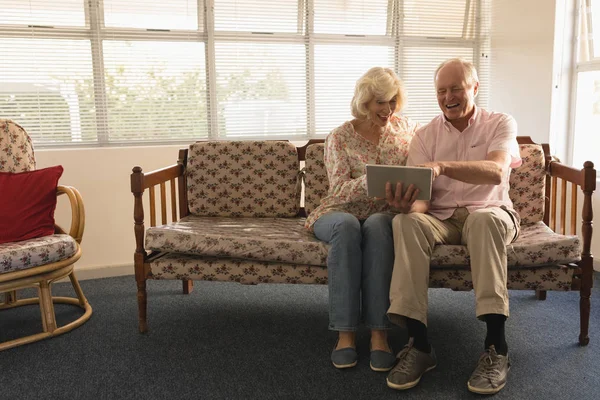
[148,253,572,291]
[149,252,328,284]
[431,221,581,268]
[429,265,574,291]
[0,234,78,274]
[147,217,579,271]
[145,216,329,267]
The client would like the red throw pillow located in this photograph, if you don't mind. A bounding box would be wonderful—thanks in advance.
[0,165,63,244]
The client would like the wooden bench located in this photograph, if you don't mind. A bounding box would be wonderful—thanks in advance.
[131,137,595,345]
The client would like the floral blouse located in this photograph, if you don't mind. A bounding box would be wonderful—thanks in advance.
[305,115,419,230]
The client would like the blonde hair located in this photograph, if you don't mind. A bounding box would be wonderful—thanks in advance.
[434,58,479,87]
[350,67,406,119]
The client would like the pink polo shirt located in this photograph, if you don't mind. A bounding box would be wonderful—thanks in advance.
[407,107,522,220]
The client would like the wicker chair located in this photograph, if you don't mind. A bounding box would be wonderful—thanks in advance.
[0,119,92,351]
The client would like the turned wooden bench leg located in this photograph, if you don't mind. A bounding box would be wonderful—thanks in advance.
[183,280,193,294]
[578,259,593,346]
[535,290,547,300]
[137,280,148,333]
[580,290,591,346]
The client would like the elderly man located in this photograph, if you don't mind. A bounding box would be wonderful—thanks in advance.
[384,58,521,395]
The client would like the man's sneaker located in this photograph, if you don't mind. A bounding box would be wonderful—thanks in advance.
[386,339,437,390]
[467,345,511,394]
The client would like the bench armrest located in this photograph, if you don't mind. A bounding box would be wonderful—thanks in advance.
[131,162,184,255]
[548,160,595,188]
[546,159,595,259]
[135,164,184,190]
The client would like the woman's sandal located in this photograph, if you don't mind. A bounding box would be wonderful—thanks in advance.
[331,339,358,369]
[370,344,396,372]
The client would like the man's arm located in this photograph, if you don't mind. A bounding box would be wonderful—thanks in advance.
[421,150,512,185]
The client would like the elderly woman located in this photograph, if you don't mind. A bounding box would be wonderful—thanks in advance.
[305,67,419,371]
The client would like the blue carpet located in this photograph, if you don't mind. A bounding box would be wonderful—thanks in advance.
[0,273,598,400]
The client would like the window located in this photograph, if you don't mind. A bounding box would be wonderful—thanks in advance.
[0,0,491,147]
[573,0,600,167]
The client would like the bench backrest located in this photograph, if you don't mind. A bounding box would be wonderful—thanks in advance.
[303,140,546,225]
[186,141,301,217]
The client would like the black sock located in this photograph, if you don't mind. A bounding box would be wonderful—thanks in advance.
[406,318,431,353]
[484,314,508,355]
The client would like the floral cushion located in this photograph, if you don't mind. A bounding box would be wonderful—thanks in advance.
[303,142,547,226]
[509,144,546,225]
[148,253,573,291]
[186,141,302,217]
[145,215,329,267]
[0,119,36,173]
[146,218,578,271]
[430,266,573,291]
[0,234,78,274]
[430,222,580,267]
[303,143,328,216]
[149,252,328,284]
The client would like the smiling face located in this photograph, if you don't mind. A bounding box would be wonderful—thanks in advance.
[435,62,479,127]
[366,95,397,128]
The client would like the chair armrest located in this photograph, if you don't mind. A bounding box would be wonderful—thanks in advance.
[56,185,85,244]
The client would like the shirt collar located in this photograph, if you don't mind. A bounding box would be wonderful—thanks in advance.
[441,105,478,131]
[469,105,479,125]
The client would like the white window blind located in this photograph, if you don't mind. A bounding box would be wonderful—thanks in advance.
[313,0,391,35]
[311,0,490,132]
[0,0,491,147]
[102,41,207,143]
[402,47,475,122]
[0,38,97,145]
[214,0,300,33]
[314,45,395,136]
[0,0,86,26]
[402,0,478,38]
[103,0,199,30]
[215,42,306,138]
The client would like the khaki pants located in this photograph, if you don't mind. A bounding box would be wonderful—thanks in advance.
[387,207,519,327]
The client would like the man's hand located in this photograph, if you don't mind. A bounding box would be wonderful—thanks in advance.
[385,181,420,213]
[416,162,443,180]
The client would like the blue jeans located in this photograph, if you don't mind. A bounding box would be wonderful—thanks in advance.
[313,212,395,331]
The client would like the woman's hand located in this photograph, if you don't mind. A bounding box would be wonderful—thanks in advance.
[385,181,420,213]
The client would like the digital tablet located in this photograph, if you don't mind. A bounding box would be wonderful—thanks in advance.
[366,164,433,201]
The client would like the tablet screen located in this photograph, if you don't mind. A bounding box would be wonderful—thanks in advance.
[365,165,433,201]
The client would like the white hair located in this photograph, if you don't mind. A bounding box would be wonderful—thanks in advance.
[434,58,479,87]
[350,67,406,119]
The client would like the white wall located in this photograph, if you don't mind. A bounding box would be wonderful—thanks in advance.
[36,145,184,279]
[489,0,556,144]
